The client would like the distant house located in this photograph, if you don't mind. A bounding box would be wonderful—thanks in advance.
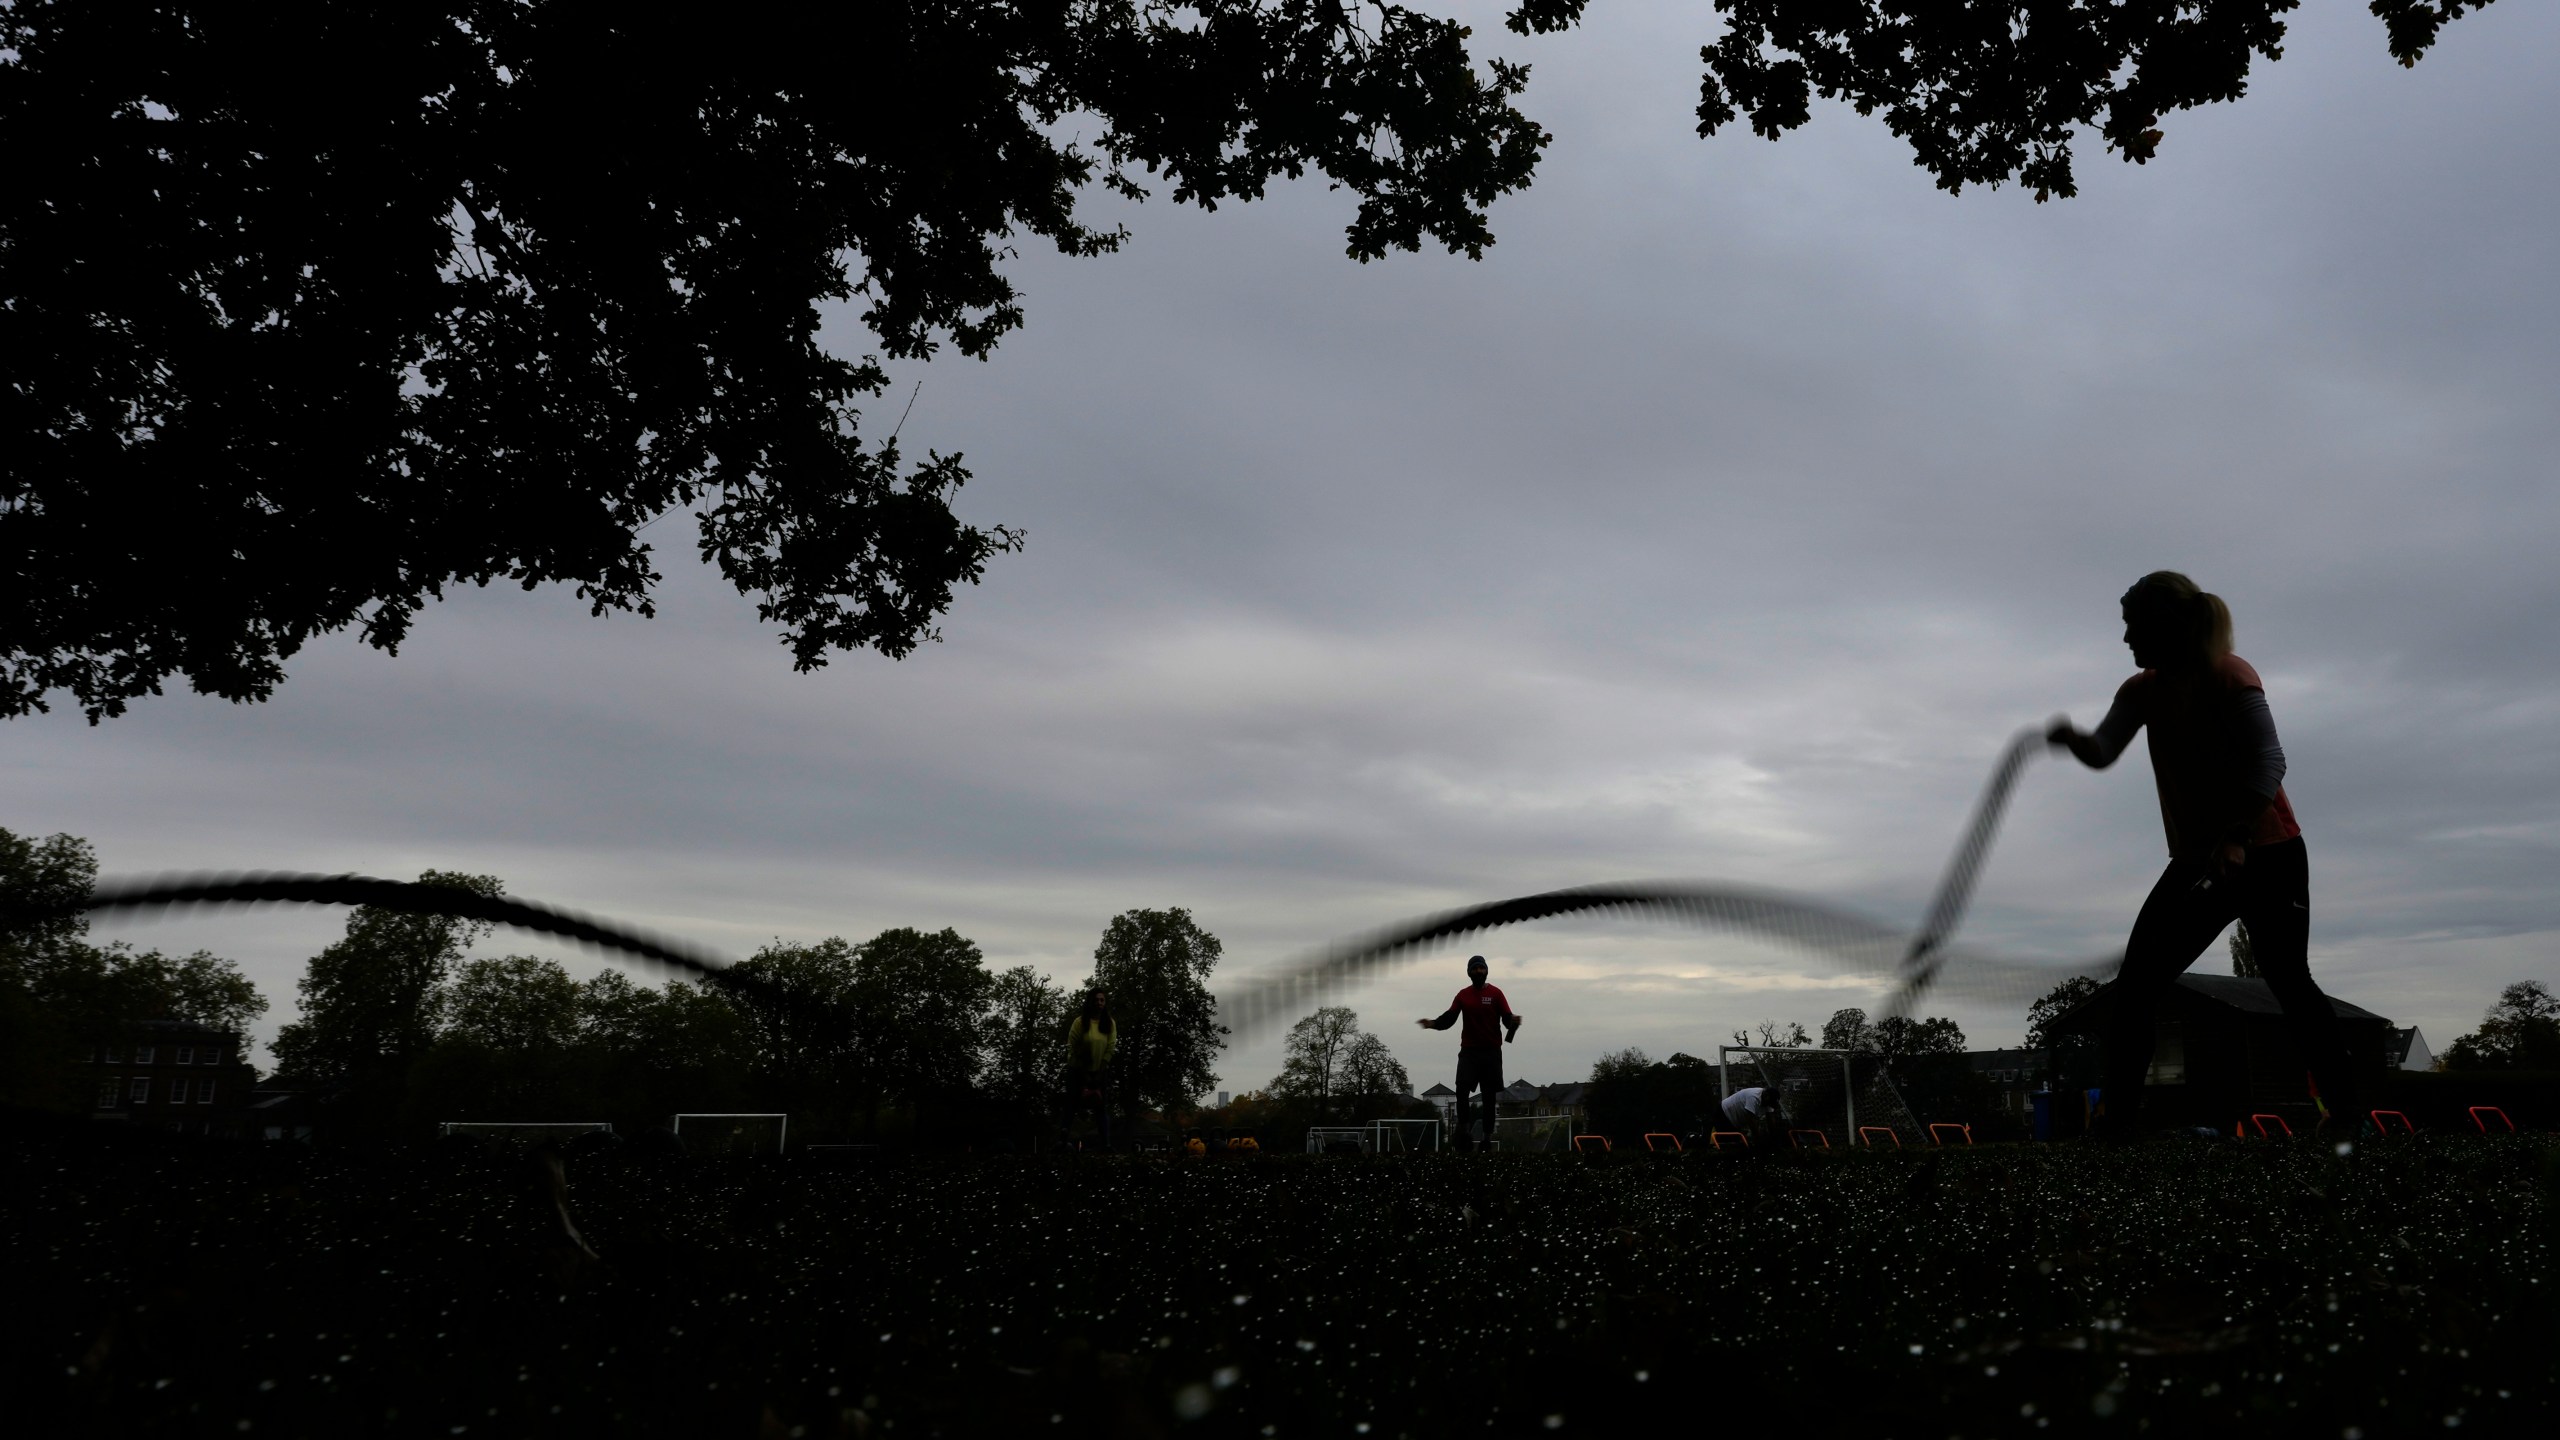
[82,1020,257,1138]
[2045,975,2396,1131]
[2385,1027,2434,1072]
[1419,1082,1456,1124]
[1962,1047,2051,1125]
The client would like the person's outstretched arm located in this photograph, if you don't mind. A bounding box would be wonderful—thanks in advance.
[2048,680,2141,769]
[1416,1005,1458,1031]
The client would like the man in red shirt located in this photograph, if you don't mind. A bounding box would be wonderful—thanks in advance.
[1417,955,1521,1152]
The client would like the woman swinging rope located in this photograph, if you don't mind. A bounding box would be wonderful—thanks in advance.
[2047,571,2360,1138]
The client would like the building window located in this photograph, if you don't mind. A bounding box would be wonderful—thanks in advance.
[171,1080,192,1105]
[97,1080,120,1109]
[204,1047,224,1066]
[198,1080,216,1104]
[134,1045,156,1065]
[176,1046,195,1065]
[103,1044,123,1064]
[130,1078,150,1105]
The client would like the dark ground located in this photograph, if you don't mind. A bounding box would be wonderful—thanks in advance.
[4,1121,2554,1438]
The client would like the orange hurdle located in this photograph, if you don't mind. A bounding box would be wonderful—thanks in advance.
[2368,1109,2416,1136]
[1707,1130,1750,1150]
[1927,1123,1973,1146]
[2249,1113,2294,1139]
[1787,1129,1830,1150]
[1572,1134,1612,1153]
[2469,1106,2516,1134]
[1857,1126,1902,1149]
[1642,1132,1683,1153]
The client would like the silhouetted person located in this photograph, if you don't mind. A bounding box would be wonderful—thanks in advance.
[1417,955,1520,1151]
[1061,988,1117,1152]
[1719,1083,1785,1145]
[2048,571,2359,1137]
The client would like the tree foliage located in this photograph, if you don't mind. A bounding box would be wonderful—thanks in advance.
[1272,1005,1410,1116]
[0,0,1549,720]
[2023,975,2105,1053]
[981,964,1072,1127]
[269,869,504,1095]
[2440,980,2560,1073]
[1,826,267,1108]
[1086,907,1227,1119]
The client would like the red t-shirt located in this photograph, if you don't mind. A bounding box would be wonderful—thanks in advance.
[2114,653,2302,858]
[1445,984,1517,1050]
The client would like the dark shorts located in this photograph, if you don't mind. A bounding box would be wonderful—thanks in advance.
[1455,1047,1504,1098]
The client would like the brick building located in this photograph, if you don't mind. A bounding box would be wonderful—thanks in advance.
[84,1019,257,1137]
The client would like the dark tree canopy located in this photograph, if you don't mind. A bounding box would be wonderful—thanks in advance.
[2,2,2491,718]
[1,0,1547,719]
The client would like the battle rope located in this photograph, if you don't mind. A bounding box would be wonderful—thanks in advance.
[1215,726,2105,1043]
[6,729,2099,1041]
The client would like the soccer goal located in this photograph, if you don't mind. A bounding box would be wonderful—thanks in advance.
[671,1113,789,1155]
[1306,1126,1373,1155]
[1369,1118,1443,1154]
[1717,1046,1922,1148]
[440,1121,613,1143]
[1490,1113,1575,1152]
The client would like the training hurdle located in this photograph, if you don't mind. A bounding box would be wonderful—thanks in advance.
[2248,1113,2295,1139]
[1573,1134,1612,1154]
[1857,1125,1903,1149]
[1787,1128,1830,1150]
[2469,1106,2516,1134]
[2368,1110,2417,1136]
[1927,1123,1973,1146]
[1643,1132,1683,1153]
[1707,1130,1749,1150]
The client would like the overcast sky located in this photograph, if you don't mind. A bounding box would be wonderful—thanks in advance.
[11,3,2556,1096]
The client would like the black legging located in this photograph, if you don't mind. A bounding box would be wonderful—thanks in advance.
[2103,837,2358,1132]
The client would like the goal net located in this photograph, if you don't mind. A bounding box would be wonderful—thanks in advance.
[1718,1047,1921,1147]
[1306,1126,1373,1155]
[1369,1118,1443,1154]
[671,1113,789,1155]
[440,1121,613,1144]
[1490,1113,1575,1152]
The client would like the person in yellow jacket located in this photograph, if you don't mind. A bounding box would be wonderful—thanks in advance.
[1062,988,1117,1152]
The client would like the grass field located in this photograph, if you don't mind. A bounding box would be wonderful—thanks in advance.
[6,1125,2554,1437]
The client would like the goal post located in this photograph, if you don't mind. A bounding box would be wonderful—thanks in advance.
[671,1112,789,1155]
[1717,1047,1922,1148]
[1490,1113,1574,1152]
[1306,1126,1373,1154]
[1368,1118,1443,1154]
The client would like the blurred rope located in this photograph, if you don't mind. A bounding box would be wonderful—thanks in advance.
[1217,726,2112,1043]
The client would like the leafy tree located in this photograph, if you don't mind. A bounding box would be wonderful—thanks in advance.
[1342,1033,1411,1102]
[2023,976,2105,1052]
[1272,1006,1407,1116]
[2,0,1547,720]
[7,3,2495,722]
[269,870,504,1100]
[723,936,862,1101]
[980,964,1071,1130]
[1689,0,2496,201]
[1820,1007,1871,1053]
[1086,907,1226,1122]
[2229,924,2260,979]
[2440,981,2560,1073]
[1,826,269,1106]
[444,955,583,1053]
[848,927,994,1108]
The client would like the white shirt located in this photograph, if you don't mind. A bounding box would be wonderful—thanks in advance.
[1721,1087,1774,1125]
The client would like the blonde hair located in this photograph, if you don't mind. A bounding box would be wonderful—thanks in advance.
[2122,571,2233,663]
